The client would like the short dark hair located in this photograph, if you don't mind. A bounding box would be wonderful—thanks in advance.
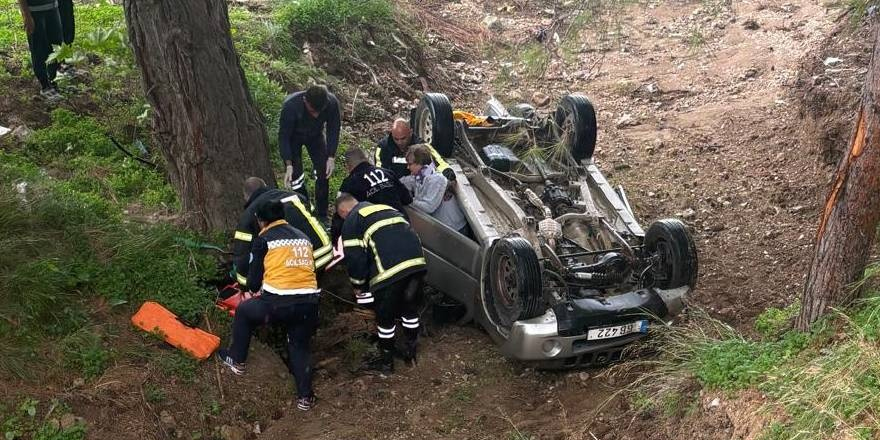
[406,144,433,166]
[343,147,369,168]
[255,198,285,223]
[243,177,266,198]
[304,85,329,111]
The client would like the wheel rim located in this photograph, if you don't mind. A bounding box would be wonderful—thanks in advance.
[494,254,518,310]
[652,240,673,286]
[417,107,434,145]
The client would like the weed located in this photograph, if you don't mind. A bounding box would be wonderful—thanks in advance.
[144,383,166,404]
[342,336,375,371]
[686,27,706,53]
[754,301,800,339]
[451,383,475,403]
[519,44,549,78]
[62,328,111,379]
[157,351,199,382]
[276,0,392,39]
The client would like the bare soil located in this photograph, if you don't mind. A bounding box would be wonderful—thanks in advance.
[1,0,874,438]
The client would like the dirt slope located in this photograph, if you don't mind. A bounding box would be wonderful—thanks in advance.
[260,0,854,438]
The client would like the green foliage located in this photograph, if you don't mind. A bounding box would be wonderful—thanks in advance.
[62,328,111,379]
[276,0,392,38]
[144,383,166,404]
[26,109,115,160]
[157,351,199,382]
[1,399,86,440]
[754,301,801,339]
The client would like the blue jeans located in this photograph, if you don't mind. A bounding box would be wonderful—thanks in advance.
[229,294,319,398]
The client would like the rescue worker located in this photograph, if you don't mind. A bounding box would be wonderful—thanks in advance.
[375,118,455,182]
[218,199,321,411]
[233,177,332,288]
[330,147,413,241]
[279,84,341,223]
[336,193,427,374]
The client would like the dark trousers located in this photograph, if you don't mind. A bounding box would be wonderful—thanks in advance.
[229,295,319,398]
[27,8,63,89]
[58,0,74,45]
[288,135,329,219]
[374,273,425,352]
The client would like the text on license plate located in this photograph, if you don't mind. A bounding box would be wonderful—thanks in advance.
[587,320,648,340]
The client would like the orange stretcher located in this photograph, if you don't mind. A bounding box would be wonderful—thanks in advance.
[131,301,220,360]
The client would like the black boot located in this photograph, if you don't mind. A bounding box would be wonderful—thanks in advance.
[361,346,394,375]
[401,327,418,367]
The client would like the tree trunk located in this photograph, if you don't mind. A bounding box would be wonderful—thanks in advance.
[796,29,880,330]
[124,0,275,233]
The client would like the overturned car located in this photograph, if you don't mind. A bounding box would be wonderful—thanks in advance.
[403,93,698,369]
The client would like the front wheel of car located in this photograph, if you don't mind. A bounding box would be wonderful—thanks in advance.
[554,94,598,161]
[645,219,699,289]
[485,237,545,330]
[414,93,455,158]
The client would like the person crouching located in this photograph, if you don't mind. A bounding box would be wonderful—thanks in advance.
[217,198,321,411]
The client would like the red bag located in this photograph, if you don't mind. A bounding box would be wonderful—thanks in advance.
[216,283,258,316]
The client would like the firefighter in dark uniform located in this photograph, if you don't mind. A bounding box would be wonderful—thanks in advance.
[233,177,332,288]
[330,147,413,242]
[375,118,455,182]
[336,194,427,374]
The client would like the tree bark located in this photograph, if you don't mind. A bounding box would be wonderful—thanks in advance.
[124,0,275,233]
[796,29,880,330]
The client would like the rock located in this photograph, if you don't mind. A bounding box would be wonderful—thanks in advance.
[160,410,176,429]
[823,57,843,67]
[709,397,721,408]
[59,414,83,430]
[482,15,503,32]
[578,372,590,382]
[0,125,10,137]
[531,92,551,108]
[742,67,759,80]
[219,425,247,440]
[742,18,759,30]
[676,208,696,219]
[790,205,805,213]
[11,125,32,142]
[508,90,523,102]
[615,114,638,128]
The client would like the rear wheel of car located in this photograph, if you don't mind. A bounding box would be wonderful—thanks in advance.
[414,93,455,157]
[485,237,544,330]
[644,219,698,289]
[554,94,597,161]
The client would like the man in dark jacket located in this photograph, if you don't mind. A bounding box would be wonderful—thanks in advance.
[233,177,332,288]
[336,194,427,374]
[330,147,412,241]
[374,118,454,182]
[218,199,321,411]
[279,85,341,222]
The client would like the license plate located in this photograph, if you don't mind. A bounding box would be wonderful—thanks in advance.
[587,320,648,340]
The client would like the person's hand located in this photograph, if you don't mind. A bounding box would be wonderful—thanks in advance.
[325,157,335,177]
[22,12,34,35]
[442,168,456,182]
[284,165,294,187]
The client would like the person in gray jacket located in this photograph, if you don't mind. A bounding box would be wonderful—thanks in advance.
[400,144,472,238]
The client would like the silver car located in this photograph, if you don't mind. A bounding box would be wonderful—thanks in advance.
[404,93,698,369]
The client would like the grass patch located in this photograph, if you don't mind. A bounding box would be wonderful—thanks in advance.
[1,399,86,440]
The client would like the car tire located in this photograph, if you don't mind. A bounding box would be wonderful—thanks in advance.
[554,94,597,161]
[644,219,698,289]
[413,93,455,157]
[485,237,544,329]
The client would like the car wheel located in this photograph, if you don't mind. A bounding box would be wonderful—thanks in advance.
[413,93,455,157]
[554,94,597,161]
[645,219,698,289]
[485,237,544,329]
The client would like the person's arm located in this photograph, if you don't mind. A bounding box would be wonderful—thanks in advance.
[246,236,268,294]
[342,216,370,291]
[427,144,455,181]
[409,174,446,214]
[16,0,34,35]
[324,95,341,158]
[394,174,413,206]
[231,217,256,287]
[278,98,297,165]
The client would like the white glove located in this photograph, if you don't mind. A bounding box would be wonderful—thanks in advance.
[284,165,294,187]
[325,157,335,177]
